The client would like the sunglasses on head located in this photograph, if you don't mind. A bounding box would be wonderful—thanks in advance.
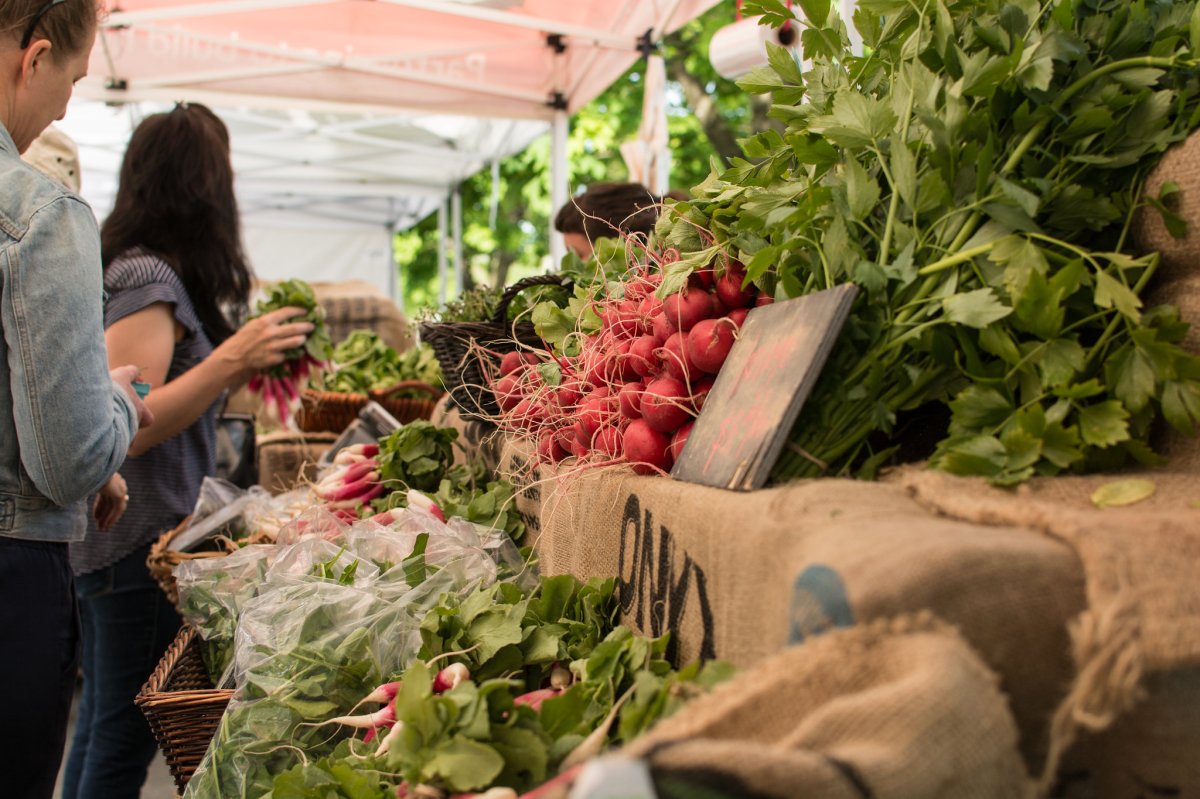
[20,0,68,49]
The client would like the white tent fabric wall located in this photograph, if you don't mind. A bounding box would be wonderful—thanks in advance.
[241,214,397,297]
[57,99,546,299]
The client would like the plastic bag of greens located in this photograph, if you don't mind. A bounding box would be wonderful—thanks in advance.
[174,544,280,687]
[265,536,380,587]
[183,531,505,799]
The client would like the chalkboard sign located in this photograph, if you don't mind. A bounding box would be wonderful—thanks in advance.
[671,284,858,491]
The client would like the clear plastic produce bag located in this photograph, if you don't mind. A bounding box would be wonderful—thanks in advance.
[183,524,507,799]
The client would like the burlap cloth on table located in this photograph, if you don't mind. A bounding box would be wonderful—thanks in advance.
[621,613,1034,799]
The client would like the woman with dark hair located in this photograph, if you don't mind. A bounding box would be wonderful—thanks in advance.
[60,103,311,799]
[0,2,155,796]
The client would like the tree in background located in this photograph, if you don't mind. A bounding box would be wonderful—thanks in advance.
[398,4,769,313]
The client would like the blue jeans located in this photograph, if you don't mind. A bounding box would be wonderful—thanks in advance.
[61,542,181,799]
[0,537,79,799]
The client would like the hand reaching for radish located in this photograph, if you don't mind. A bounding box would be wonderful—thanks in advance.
[239,279,333,426]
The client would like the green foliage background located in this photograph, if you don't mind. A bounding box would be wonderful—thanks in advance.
[395,5,770,312]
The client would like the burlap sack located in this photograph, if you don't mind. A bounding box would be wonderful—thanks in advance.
[622,614,1033,799]
[893,466,1200,793]
[1145,264,1200,473]
[1056,666,1200,799]
[430,394,502,474]
[312,280,413,353]
[1133,129,1200,285]
[256,430,336,494]
[500,441,1086,772]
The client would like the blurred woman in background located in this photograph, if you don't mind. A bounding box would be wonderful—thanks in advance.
[61,103,312,799]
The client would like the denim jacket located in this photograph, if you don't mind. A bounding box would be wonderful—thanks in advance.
[0,124,138,542]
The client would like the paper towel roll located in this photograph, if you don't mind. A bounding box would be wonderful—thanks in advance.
[709,16,799,81]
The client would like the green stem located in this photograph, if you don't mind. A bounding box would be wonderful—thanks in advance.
[917,241,998,275]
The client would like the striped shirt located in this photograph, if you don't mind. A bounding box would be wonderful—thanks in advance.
[70,248,220,575]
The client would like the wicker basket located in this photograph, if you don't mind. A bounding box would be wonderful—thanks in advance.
[296,380,442,433]
[420,274,567,421]
[147,517,238,608]
[136,625,233,793]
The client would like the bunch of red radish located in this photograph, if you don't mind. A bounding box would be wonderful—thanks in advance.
[315,443,385,522]
[492,261,769,474]
[248,352,325,427]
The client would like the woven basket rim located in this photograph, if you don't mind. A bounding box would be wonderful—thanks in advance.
[138,625,233,703]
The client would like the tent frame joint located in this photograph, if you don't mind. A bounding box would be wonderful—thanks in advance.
[637,29,658,59]
[547,91,568,110]
[546,32,568,54]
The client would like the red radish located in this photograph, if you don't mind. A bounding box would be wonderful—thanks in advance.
[689,267,715,290]
[566,436,589,459]
[407,492,446,523]
[727,307,750,328]
[715,264,755,309]
[628,335,660,378]
[662,288,714,333]
[493,375,521,411]
[538,431,568,464]
[556,425,579,451]
[755,293,776,306]
[641,377,692,433]
[687,318,736,374]
[660,332,699,383]
[319,471,379,502]
[578,389,615,437]
[317,458,377,491]
[513,687,563,711]
[510,399,548,431]
[651,312,673,344]
[370,509,398,526]
[327,701,395,729]
[669,422,694,461]
[619,382,645,419]
[638,294,664,319]
[432,663,471,694]
[593,424,624,457]
[614,339,640,381]
[360,680,401,704]
[500,350,538,377]
[623,420,670,473]
[556,381,584,409]
[691,377,715,413]
[375,717,406,756]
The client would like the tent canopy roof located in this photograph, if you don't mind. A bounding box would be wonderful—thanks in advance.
[84,0,718,119]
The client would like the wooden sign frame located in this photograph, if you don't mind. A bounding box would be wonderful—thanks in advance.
[670,284,859,491]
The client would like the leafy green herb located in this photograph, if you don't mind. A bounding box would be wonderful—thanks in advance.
[312,332,442,395]
[672,0,1200,484]
[375,422,458,493]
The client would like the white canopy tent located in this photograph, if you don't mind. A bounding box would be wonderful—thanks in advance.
[67,0,721,297]
[57,100,548,301]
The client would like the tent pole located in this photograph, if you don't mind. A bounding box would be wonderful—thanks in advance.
[437,199,448,306]
[388,219,401,312]
[452,185,464,297]
[549,109,569,268]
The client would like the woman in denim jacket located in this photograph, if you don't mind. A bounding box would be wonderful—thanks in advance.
[60,103,313,799]
[0,2,154,797]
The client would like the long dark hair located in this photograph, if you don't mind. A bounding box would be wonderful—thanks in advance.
[101,103,252,343]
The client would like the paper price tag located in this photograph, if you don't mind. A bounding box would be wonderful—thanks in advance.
[569,757,657,799]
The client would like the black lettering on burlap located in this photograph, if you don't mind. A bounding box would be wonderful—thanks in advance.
[618,493,717,662]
